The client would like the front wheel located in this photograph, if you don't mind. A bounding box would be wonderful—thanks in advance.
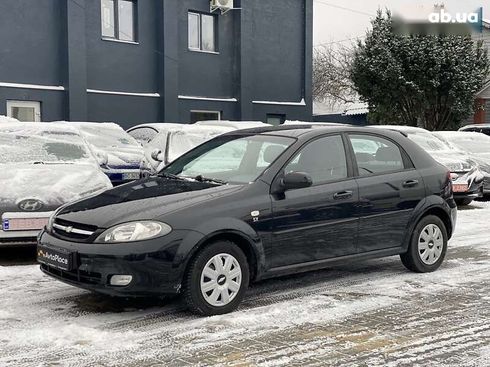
[400,215,448,273]
[183,241,249,316]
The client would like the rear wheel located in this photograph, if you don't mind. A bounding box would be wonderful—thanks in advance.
[400,215,447,273]
[183,241,249,316]
[455,198,473,206]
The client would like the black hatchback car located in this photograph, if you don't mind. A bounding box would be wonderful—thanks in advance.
[38,126,457,315]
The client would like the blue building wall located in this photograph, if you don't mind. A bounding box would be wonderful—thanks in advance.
[0,0,312,129]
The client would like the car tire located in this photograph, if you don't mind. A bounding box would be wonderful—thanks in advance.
[183,241,249,316]
[455,198,473,206]
[400,215,448,273]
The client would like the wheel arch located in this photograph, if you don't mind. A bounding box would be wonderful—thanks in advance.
[403,203,453,251]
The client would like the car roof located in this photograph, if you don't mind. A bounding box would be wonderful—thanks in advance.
[218,124,409,139]
[128,123,184,132]
[194,120,270,129]
[372,125,431,134]
[0,122,81,135]
[55,121,124,131]
[436,131,490,140]
[460,123,490,129]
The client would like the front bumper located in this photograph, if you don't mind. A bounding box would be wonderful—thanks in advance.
[0,229,39,246]
[37,229,190,297]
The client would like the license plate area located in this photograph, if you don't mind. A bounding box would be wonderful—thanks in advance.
[37,245,76,271]
[2,217,49,231]
[453,183,469,193]
[123,172,140,180]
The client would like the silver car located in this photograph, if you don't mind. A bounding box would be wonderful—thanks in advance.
[434,131,490,196]
[0,123,112,246]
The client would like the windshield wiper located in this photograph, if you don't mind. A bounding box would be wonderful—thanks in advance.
[157,172,187,180]
[194,175,227,185]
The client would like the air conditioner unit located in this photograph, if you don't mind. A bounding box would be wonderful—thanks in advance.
[210,0,234,14]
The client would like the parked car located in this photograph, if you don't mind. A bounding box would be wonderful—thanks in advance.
[127,123,183,146]
[140,125,236,175]
[194,120,271,129]
[0,123,112,246]
[459,123,490,136]
[434,131,490,196]
[38,125,456,315]
[374,126,484,206]
[58,122,144,185]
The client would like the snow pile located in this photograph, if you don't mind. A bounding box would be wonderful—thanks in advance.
[0,115,19,123]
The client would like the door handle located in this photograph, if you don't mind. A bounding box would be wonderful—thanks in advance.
[403,179,419,188]
[333,190,353,200]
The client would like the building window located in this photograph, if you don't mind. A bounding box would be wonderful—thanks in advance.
[190,110,221,123]
[101,0,137,42]
[188,12,217,52]
[266,114,286,126]
[6,101,41,122]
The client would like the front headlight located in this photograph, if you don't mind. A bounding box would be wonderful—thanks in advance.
[46,207,64,232]
[95,221,171,243]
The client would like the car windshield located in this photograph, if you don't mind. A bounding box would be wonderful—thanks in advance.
[79,125,139,149]
[407,132,451,152]
[445,135,490,154]
[0,127,93,164]
[162,134,295,184]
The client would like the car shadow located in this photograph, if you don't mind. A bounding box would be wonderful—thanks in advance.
[0,245,37,266]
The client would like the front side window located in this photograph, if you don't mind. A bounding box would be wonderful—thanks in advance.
[101,0,137,42]
[188,12,217,52]
[284,135,348,185]
[349,134,405,176]
[163,135,294,184]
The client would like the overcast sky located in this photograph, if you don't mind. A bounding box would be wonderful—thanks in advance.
[313,0,490,47]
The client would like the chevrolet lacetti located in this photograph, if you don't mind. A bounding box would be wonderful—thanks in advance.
[38,125,457,316]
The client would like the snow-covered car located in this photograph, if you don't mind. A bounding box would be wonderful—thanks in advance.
[0,123,112,246]
[141,125,236,175]
[57,122,144,185]
[194,120,271,129]
[434,131,490,196]
[459,123,490,136]
[374,125,484,206]
[126,123,182,145]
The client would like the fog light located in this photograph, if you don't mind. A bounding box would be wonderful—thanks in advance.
[110,275,133,286]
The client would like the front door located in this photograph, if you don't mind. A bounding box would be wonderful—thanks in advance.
[6,100,41,122]
[268,134,359,269]
[347,133,426,253]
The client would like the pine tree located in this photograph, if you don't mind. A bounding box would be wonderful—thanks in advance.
[350,10,489,130]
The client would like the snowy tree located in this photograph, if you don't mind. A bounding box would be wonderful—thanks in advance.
[313,43,357,107]
[350,10,489,130]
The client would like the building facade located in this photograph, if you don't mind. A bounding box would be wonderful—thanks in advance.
[0,0,313,129]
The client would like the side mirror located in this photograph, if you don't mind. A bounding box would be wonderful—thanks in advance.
[281,172,313,191]
[95,151,109,167]
[151,148,163,162]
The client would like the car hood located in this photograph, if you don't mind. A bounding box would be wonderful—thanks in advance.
[0,163,112,212]
[56,177,243,229]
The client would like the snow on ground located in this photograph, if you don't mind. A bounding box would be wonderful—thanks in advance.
[0,202,489,366]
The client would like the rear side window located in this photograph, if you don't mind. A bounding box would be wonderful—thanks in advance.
[128,127,158,144]
[349,134,405,176]
[285,135,348,185]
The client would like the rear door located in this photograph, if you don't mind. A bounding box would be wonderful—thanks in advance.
[268,134,359,269]
[347,133,425,253]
